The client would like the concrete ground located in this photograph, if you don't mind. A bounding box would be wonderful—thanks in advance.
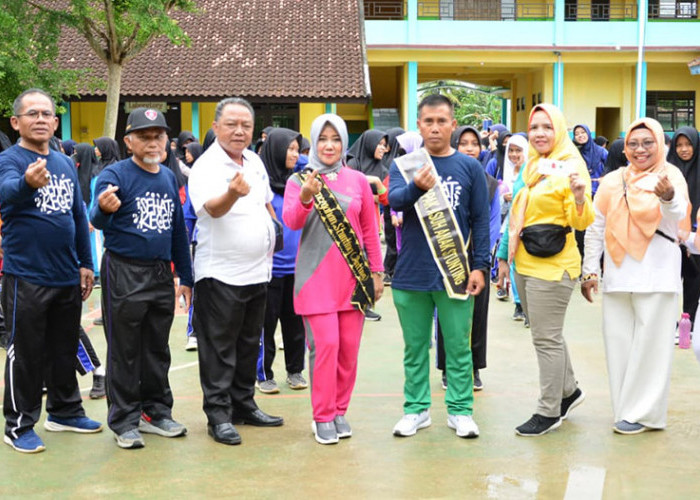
[1,283,700,499]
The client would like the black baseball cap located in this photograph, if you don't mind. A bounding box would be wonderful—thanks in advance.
[125,107,171,134]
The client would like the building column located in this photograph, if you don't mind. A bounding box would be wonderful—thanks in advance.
[636,61,647,119]
[191,102,200,140]
[407,0,418,43]
[60,102,72,140]
[635,0,648,119]
[406,61,418,131]
[553,0,565,46]
[553,57,564,110]
[325,103,337,114]
[501,98,509,129]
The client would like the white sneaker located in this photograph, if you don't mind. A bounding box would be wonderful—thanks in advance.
[447,414,479,438]
[185,336,197,351]
[393,410,431,437]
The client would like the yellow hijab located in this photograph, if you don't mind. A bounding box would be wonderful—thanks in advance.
[508,103,585,261]
[595,117,690,266]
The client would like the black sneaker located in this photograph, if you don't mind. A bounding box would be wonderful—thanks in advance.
[560,388,585,420]
[365,309,381,321]
[89,374,106,399]
[473,370,483,391]
[441,371,447,390]
[524,316,530,328]
[515,414,562,437]
[512,304,525,321]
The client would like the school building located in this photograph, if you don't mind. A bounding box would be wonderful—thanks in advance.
[53,0,700,145]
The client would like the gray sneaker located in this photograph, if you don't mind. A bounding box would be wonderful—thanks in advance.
[312,421,339,445]
[256,379,280,394]
[115,429,145,449]
[286,372,308,390]
[334,415,352,438]
[138,414,187,437]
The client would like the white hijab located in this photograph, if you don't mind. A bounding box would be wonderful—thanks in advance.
[503,134,529,190]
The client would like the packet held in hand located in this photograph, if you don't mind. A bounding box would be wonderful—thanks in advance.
[632,173,659,192]
[537,158,573,177]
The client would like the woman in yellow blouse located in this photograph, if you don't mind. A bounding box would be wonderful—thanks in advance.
[497,103,594,436]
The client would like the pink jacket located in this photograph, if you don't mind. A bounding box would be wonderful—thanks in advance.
[283,167,383,315]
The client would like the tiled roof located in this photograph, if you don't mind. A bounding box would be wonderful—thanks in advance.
[59,0,370,101]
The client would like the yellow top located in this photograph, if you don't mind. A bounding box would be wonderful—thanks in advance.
[510,103,595,281]
[514,165,595,281]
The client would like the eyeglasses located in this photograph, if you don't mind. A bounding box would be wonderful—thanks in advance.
[627,140,656,150]
[16,110,55,120]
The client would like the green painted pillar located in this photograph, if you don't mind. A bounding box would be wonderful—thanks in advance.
[325,103,337,114]
[501,98,508,129]
[191,102,200,140]
[60,102,72,140]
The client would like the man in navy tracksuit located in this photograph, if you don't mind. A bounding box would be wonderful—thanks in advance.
[91,108,193,449]
[0,89,102,454]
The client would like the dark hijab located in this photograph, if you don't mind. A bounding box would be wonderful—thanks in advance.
[574,124,606,176]
[453,126,498,202]
[381,127,406,171]
[667,126,700,221]
[260,128,302,195]
[62,139,76,156]
[202,129,216,151]
[163,144,187,188]
[254,126,275,154]
[603,138,627,175]
[177,131,196,160]
[346,129,389,178]
[185,142,204,167]
[493,129,512,180]
[93,137,121,173]
[73,143,98,205]
[451,125,480,149]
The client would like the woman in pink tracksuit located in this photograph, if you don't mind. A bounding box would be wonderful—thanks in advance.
[283,114,384,445]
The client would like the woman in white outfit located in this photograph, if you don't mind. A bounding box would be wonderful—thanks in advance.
[582,117,689,435]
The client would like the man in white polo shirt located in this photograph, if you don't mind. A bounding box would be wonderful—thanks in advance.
[188,97,283,446]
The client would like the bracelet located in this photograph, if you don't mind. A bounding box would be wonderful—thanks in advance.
[575,197,586,206]
[372,271,384,277]
[659,196,673,204]
[581,273,598,282]
[376,185,387,196]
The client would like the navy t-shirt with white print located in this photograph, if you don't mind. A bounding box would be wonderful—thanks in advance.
[388,151,491,292]
[90,158,193,287]
[0,145,92,287]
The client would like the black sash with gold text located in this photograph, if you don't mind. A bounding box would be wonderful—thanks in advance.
[395,148,471,300]
[297,170,374,311]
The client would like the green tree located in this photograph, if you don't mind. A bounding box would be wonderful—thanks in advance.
[0,0,90,117]
[32,0,198,138]
[419,81,503,128]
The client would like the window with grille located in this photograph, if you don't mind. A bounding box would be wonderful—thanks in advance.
[646,91,696,132]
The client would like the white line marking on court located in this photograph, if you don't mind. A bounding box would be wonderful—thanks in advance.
[563,466,606,500]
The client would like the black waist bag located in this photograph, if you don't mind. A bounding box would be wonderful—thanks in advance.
[519,224,571,258]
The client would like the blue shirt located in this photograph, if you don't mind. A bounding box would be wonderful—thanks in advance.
[0,145,92,286]
[270,192,301,277]
[90,159,193,287]
[389,151,491,291]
